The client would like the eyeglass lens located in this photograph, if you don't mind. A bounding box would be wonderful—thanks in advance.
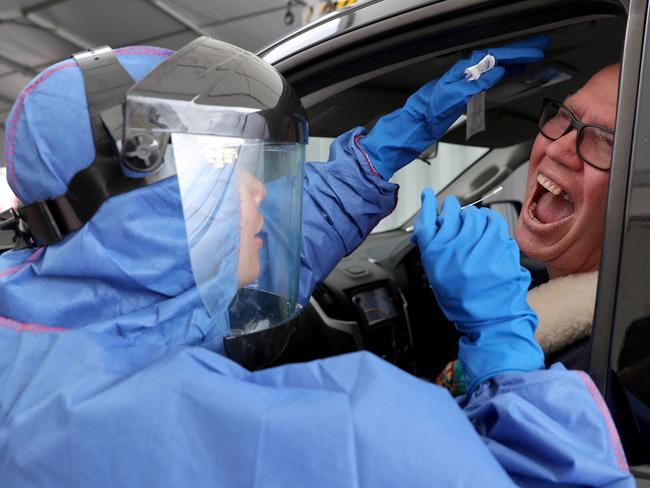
[539,102,613,170]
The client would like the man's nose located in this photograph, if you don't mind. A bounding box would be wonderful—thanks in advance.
[544,129,583,171]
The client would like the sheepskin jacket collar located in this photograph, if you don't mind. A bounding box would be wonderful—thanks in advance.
[528,271,598,355]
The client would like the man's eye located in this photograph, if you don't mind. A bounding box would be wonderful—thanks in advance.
[599,132,615,147]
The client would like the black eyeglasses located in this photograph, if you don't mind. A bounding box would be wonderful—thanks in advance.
[538,98,615,171]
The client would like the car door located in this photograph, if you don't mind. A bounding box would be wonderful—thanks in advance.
[265,1,650,478]
[588,0,650,479]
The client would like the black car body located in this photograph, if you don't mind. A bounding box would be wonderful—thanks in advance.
[259,0,650,480]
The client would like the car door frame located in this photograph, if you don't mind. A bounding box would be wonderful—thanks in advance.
[588,0,650,477]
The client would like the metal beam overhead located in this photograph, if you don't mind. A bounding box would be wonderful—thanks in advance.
[25,12,92,49]
[0,53,36,77]
[130,3,303,46]
[146,0,212,37]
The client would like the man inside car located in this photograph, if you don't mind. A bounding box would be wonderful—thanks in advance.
[432,63,620,394]
[520,64,619,365]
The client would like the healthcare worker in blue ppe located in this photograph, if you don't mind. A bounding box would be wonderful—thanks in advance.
[0,36,633,487]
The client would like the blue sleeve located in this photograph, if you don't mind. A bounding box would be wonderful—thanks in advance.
[462,363,635,487]
[299,127,399,303]
[0,327,516,488]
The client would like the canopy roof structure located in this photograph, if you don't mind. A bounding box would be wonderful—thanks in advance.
[0,0,313,168]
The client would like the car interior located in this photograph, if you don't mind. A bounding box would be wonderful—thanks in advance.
[273,11,628,382]
[3,0,650,481]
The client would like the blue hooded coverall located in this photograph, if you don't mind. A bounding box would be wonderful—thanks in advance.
[0,48,634,487]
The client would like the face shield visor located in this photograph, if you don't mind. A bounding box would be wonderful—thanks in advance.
[170,135,304,368]
[120,38,308,369]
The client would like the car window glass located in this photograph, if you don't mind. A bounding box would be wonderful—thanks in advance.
[377,143,489,232]
[607,93,650,460]
[306,137,489,232]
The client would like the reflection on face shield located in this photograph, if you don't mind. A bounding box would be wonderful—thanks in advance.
[171,133,305,369]
[238,170,267,288]
[171,137,267,289]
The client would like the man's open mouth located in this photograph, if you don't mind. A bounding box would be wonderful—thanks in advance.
[528,172,576,224]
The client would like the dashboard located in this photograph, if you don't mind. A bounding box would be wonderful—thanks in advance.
[277,228,461,379]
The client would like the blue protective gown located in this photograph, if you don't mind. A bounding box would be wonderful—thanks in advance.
[0,49,634,487]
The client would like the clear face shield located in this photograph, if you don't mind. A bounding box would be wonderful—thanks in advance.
[170,135,304,367]
[122,38,308,368]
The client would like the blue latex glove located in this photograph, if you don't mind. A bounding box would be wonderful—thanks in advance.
[411,189,544,394]
[360,35,551,180]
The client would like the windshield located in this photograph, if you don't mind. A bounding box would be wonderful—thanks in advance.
[305,137,489,232]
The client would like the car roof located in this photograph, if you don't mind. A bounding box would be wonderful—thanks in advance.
[262,0,626,148]
[259,0,441,63]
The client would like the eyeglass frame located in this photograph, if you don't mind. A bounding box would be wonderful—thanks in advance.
[537,98,615,171]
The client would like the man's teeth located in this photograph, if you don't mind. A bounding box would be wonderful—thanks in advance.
[530,172,573,223]
[537,173,561,195]
[537,172,571,202]
[529,201,541,223]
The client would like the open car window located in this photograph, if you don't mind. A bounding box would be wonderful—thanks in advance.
[375,142,489,232]
[307,136,489,232]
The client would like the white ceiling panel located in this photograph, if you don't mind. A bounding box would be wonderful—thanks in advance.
[141,29,197,50]
[203,6,307,51]
[36,0,185,46]
[0,0,53,10]
[0,72,32,101]
[163,0,266,21]
[0,0,310,168]
[0,22,78,68]
[0,63,15,76]
[203,14,299,50]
